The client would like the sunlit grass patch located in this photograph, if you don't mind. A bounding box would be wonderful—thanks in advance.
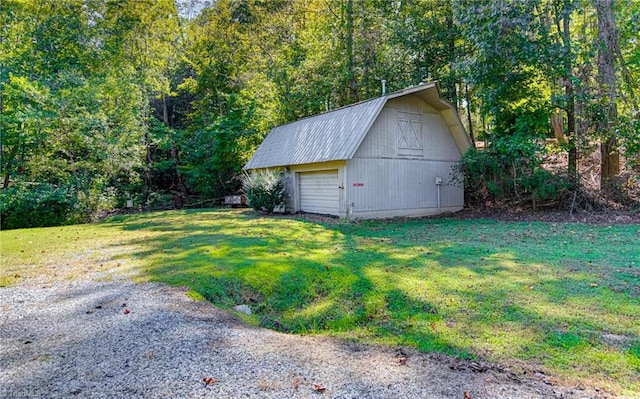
[1,208,638,395]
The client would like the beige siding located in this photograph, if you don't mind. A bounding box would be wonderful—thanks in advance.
[345,158,463,218]
[354,95,461,162]
[344,94,464,219]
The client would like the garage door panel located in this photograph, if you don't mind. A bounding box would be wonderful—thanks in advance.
[299,170,339,216]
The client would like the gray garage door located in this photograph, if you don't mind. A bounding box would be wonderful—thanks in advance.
[298,170,339,216]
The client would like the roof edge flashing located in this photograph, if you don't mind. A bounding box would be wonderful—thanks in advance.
[385,81,439,101]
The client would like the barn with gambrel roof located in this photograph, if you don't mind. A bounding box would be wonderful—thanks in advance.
[244,82,472,219]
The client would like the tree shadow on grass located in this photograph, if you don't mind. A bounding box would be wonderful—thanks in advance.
[102,210,473,357]
[99,209,640,392]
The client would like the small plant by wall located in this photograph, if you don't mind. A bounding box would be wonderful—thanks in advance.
[241,170,288,213]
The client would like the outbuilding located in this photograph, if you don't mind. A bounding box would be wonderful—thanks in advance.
[244,82,472,219]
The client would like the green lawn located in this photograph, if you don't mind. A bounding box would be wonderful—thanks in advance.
[1,209,639,395]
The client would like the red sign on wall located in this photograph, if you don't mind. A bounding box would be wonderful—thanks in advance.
[352,183,364,187]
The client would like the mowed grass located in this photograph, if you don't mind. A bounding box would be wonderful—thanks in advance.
[1,209,639,394]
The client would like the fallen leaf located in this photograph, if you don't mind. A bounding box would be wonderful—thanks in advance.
[544,377,559,386]
[464,391,473,399]
[312,383,326,393]
[589,283,598,287]
[203,377,216,386]
[292,377,300,390]
[397,356,407,365]
[124,309,130,314]
[469,362,487,372]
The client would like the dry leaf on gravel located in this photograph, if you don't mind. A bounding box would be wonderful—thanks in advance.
[464,391,473,399]
[203,377,216,386]
[312,383,326,393]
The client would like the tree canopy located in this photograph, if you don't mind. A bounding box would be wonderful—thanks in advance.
[1,0,638,228]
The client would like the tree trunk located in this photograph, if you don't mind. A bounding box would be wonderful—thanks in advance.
[345,0,358,102]
[465,83,475,147]
[143,98,152,205]
[163,95,187,200]
[446,10,457,109]
[0,91,5,189]
[596,0,620,194]
[562,0,577,179]
[2,141,12,190]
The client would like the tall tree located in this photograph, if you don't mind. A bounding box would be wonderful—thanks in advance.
[596,0,620,193]
[560,0,578,178]
[344,0,357,102]
[612,0,640,168]
[0,0,148,193]
[453,0,553,139]
[386,1,461,102]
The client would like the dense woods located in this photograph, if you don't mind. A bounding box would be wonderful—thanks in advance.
[1,0,638,228]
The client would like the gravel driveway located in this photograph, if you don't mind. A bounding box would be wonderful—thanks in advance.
[0,280,611,398]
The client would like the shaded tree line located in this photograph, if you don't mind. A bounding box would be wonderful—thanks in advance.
[1,0,638,228]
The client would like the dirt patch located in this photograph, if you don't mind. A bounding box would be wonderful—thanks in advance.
[281,207,640,226]
[450,207,640,225]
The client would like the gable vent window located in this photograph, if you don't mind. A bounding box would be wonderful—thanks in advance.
[397,111,424,157]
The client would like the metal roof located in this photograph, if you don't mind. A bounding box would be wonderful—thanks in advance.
[244,82,471,169]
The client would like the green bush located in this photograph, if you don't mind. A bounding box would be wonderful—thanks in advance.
[0,181,124,229]
[241,169,288,213]
[75,185,119,221]
[617,116,640,167]
[454,135,571,207]
[521,168,574,209]
[0,183,78,229]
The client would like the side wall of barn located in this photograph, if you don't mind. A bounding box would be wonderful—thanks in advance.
[346,95,464,218]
